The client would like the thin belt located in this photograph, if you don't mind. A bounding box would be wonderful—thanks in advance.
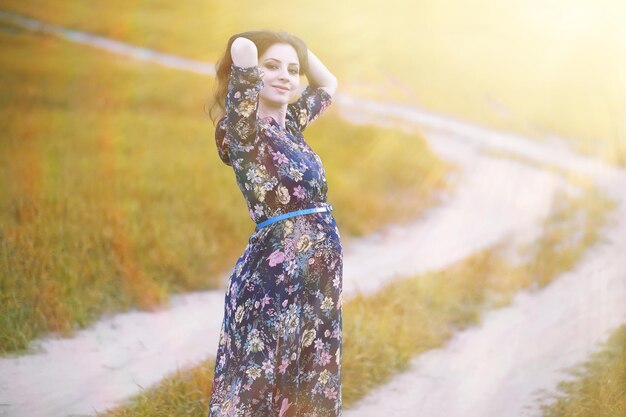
[255,203,333,231]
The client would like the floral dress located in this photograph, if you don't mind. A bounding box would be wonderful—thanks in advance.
[209,64,343,417]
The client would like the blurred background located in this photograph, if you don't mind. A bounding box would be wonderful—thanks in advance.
[0,1,624,416]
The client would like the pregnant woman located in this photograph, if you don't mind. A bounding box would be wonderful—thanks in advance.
[207,30,342,416]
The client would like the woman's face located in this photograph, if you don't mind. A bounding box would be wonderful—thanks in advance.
[258,43,301,108]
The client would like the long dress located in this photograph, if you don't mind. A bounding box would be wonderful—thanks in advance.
[208,63,343,417]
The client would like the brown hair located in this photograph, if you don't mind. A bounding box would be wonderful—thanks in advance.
[206,30,309,126]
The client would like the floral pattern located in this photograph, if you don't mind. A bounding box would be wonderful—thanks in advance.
[209,64,342,416]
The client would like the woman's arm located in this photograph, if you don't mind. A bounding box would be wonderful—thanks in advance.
[305,49,338,98]
[225,37,263,145]
[230,37,258,68]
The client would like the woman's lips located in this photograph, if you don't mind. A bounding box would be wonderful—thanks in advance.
[273,85,289,92]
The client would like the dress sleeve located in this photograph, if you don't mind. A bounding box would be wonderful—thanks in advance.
[214,115,231,166]
[225,63,264,145]
[287,85,333,132]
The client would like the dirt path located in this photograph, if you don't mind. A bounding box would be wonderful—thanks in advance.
[1,10,622,417]
[341,104,626,417]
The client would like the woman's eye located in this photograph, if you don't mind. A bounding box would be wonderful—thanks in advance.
[289,69,298,75]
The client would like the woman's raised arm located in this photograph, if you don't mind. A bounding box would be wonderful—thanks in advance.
[225,37,263,145]
[305,49,338,99]
[230,37,258,68]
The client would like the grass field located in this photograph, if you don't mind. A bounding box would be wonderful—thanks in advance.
[0,27,450,354]
[539,324,626,417]
[1,0,624,164]
[96,178,614,415]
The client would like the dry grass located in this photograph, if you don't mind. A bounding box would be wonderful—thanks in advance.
[98,358,216,417]
[2,1,624,164]
[0,28,449,354]
[539,324,626,417]
[97,176,614,415]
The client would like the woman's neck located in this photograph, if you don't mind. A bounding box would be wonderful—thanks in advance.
[258,105,287,129]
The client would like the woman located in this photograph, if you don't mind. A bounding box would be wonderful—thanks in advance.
[207,30,342,416]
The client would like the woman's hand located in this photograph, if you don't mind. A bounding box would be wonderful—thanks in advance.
[230,37,258,68]
[305,49,338,98]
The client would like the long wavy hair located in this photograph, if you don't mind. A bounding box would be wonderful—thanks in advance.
[206,30,309,126]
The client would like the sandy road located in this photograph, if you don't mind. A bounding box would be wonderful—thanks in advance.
[341,100,626,417]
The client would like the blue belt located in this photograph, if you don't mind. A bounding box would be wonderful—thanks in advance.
[255,204,333,231]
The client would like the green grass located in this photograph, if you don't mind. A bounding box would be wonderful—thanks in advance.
[539,324,626,417]
[96,177,614,415]
[0,28,450,354]
[2,0,625,164]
